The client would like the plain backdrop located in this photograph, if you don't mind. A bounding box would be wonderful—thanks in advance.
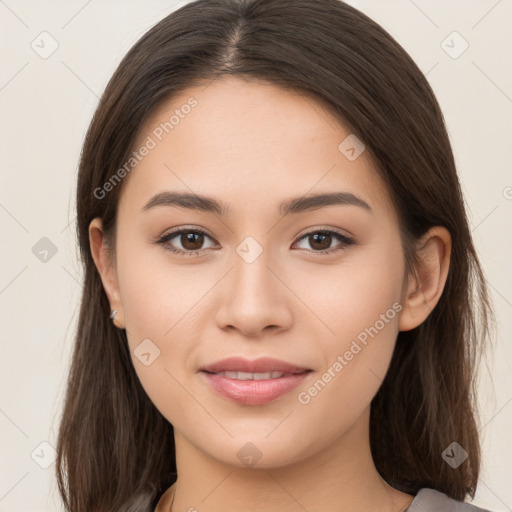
[0,1,511,511]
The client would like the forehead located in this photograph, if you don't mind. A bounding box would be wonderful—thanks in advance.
[120,76,394,217]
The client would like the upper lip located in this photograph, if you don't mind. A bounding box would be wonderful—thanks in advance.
[199,357,311,374]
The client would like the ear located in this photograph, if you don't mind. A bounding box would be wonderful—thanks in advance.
[89,217,125,329]
[398,226,452,332]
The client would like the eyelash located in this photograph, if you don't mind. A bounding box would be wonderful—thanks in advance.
[155,226,355,257]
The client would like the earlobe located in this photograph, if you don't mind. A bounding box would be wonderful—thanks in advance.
[88,217,125,329]
[398,226,451,332]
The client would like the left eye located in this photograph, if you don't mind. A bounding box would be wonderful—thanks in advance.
[293,230,354,253]
[156,228,354,256]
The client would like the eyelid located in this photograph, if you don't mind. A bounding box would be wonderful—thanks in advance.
[294,224,354,241]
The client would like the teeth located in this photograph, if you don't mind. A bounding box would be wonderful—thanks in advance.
[216,371,286,380]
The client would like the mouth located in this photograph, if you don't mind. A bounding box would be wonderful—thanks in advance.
[202,370,308,380]
[200,369,313,405]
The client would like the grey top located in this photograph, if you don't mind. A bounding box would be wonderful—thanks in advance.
[150,476,494,512]
[407,488,492,512]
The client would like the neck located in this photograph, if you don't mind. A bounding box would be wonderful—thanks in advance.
[169,407,414,512]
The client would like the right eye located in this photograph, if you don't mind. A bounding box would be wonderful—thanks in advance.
[156,227,218,256]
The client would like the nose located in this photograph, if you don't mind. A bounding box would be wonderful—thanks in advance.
[214,250,294,338]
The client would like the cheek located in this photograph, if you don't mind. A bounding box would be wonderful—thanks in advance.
[114,246,196,420]
[115,231,200,339]
[114,236,212,399]
[293,237,404,405]
[293,236,405,346]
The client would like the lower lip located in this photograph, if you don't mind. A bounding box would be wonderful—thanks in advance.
[200,371,312,405]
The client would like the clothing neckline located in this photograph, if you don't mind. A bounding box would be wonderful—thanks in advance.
[154,483,487,512]
[154,481,414,512]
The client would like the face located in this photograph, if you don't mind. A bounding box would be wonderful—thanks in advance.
[98,76,411,468]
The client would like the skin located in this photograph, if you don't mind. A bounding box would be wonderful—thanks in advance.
[89,76,451,512]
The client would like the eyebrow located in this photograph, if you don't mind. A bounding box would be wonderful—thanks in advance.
[142,190,372,216]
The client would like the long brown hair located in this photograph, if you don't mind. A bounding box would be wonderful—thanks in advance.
[55,0,496,510]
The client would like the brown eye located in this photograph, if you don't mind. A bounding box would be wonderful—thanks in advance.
[180,231,204,251]
[157,228,217,256]
[308,232,332,251]
[294,229,354,254]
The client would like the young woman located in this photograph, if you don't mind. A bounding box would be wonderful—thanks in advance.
[55,1,497,511]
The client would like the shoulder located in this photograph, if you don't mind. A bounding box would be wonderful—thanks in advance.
[407,488,494,512]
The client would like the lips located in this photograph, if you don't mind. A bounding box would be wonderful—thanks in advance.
[200,370,312,405]
[199,356,313,405]
[199,356,311,375]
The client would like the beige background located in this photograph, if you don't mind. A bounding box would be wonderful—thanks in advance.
[0,1,510,510]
